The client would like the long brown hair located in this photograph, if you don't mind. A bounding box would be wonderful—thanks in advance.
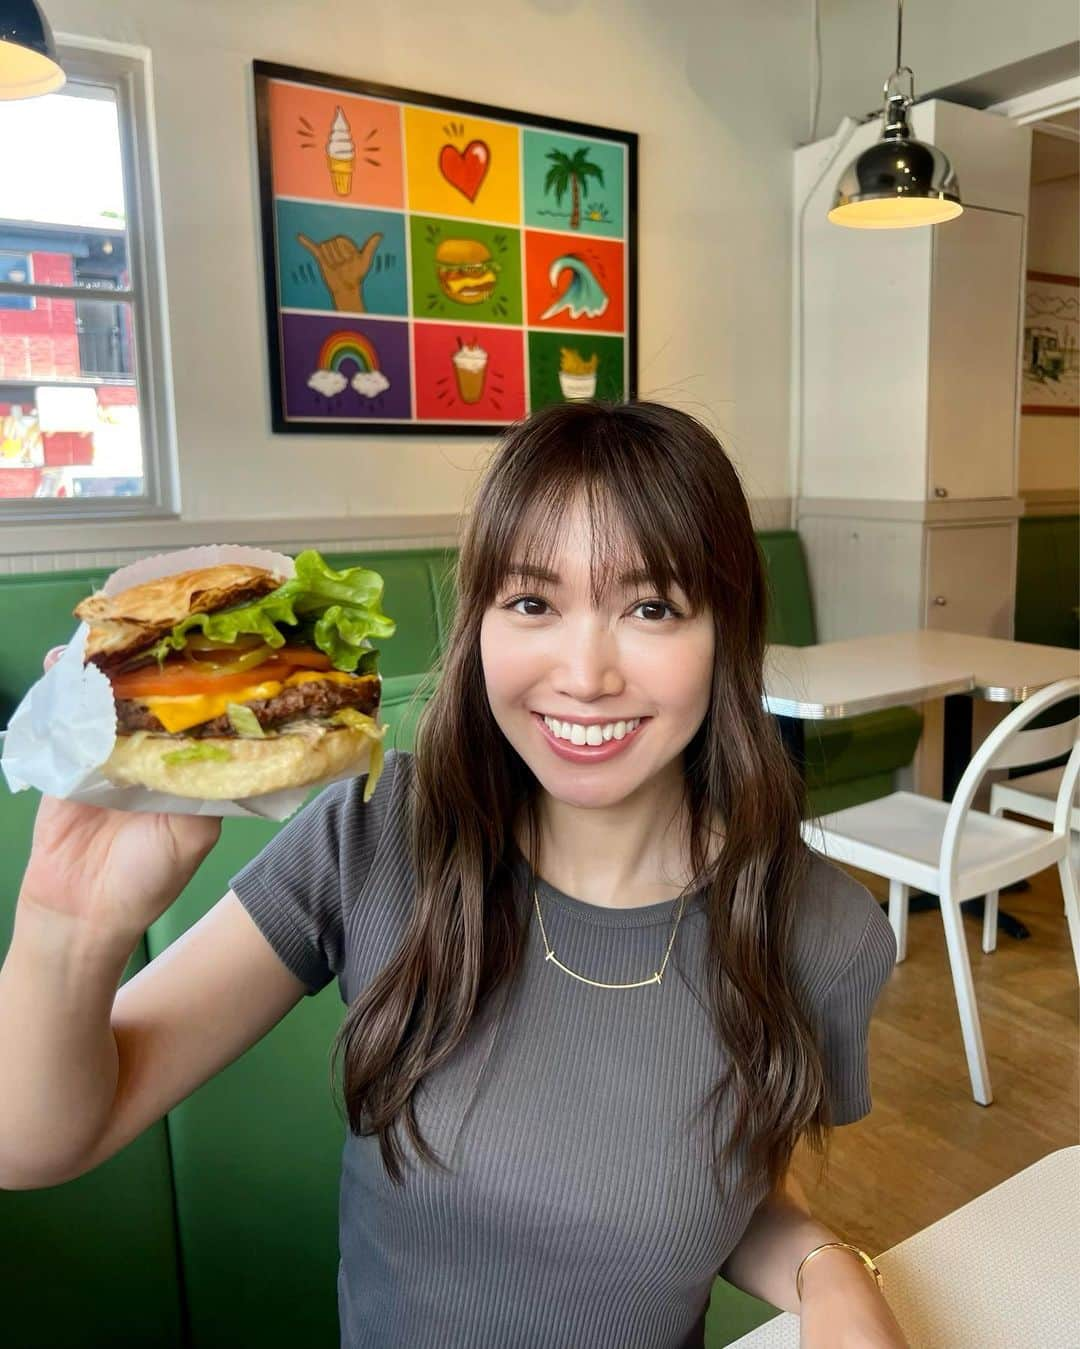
[331,400,829,1198]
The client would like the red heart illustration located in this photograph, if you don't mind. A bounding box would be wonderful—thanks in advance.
[439,140,490,202]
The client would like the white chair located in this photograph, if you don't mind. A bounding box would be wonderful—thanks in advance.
[984,764,1080,954]
[801,677,1080,1108]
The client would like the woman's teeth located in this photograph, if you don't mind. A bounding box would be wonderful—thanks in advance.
[542,715,642,745]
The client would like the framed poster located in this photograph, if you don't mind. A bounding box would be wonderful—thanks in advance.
[253,61,638,434]
[1021,271,1079,417]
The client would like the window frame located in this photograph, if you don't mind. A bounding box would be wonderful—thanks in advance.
[0,39,178,522]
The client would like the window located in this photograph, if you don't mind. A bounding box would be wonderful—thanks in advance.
[0,44,175,517]
[0,253,35,310]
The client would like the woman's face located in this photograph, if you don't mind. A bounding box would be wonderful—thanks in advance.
[479,497,715,810]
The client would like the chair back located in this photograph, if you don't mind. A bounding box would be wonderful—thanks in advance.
[941,677,1080,884]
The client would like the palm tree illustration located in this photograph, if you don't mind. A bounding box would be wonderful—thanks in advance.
[543,148,604,230]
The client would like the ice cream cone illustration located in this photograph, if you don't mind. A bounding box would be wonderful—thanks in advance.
[452,340,489,404]
[327,106,356,196]
[558,347,599,400]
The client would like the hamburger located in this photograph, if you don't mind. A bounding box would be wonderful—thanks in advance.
[74,550,394,801]
[434,238,498,304]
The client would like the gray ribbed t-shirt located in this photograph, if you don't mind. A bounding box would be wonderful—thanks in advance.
[230,749,895,1349]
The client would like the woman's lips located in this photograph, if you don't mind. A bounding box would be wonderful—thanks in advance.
[532,711,648,763]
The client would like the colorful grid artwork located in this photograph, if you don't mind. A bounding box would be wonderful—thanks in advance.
[254,62,638,434]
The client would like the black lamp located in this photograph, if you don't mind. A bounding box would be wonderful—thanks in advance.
[829,0,961,229]
[0,0,65,100]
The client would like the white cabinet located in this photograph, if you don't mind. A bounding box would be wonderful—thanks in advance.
[927,209,1023,502]
[796,507,1019,643]
[924,523,1017,638]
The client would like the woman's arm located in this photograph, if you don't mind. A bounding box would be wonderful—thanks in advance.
[718,1167,908,1347]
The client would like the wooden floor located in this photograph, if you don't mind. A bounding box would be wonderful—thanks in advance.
[791,849,1079,1255]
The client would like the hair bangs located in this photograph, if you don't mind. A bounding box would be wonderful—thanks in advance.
[467,421,711,617]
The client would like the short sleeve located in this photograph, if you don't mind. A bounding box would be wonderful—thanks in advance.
[816,897,897,1124]
[229,750,402,996]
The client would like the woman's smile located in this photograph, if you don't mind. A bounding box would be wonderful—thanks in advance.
[532,710,650,762]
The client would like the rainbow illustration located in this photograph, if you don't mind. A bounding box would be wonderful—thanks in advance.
[307,329,391,401]
[317,330,380,374]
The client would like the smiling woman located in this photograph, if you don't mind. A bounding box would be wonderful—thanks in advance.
[228,398,901,1347]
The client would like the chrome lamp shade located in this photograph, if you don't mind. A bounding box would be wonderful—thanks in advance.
[828,2,963,234]
[829,130,962,229]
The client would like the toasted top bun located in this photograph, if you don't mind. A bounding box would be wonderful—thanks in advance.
[75,564,283,672]
[434,237,491,266]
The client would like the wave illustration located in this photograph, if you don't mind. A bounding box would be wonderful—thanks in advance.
[540,255,610,321]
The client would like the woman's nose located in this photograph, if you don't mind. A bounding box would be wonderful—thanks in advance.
[551,623,624,700]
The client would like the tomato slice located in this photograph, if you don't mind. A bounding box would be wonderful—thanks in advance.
[109,646,338,699]
[110,663,284,699]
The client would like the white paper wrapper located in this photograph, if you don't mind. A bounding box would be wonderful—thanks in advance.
[1,545,378,821]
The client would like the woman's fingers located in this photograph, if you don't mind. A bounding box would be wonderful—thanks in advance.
[44,646,66,672]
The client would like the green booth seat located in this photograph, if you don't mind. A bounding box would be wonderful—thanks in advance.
[0,569,112,728]
[0,780,186,1349]
[1013,514,1080,742]
[2,535,924,1347]
[142,808,346,1349]
[757,531,924,816]
[1015,514,1079,652]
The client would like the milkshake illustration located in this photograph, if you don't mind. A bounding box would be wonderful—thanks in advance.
[452,341,489,404]
[558,347,599,400]
[326,106,356,196]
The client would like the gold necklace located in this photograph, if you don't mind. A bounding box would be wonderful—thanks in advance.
[532,884,689,989]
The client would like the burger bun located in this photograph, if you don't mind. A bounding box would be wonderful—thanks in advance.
[101,723,376,800]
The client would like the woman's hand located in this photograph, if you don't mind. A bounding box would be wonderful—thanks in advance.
[19,794,221,943]
[799,1248,908,1348]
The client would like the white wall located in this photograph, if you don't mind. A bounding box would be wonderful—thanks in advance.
[19,0,809,561]
[816,0,1079,135]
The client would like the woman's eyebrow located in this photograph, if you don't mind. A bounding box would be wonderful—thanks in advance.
[505,562,657,587]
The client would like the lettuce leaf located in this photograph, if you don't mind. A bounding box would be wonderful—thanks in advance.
[226,703,266,738]
[147,550,396,674]
[330,708,386,803]
[161,744,233,767]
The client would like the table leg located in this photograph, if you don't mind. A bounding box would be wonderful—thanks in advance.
[942,690,974,800]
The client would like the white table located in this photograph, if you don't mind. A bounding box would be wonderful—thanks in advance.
[727,1145,1080,1349]
[764,629,1078,724]
[763,630,1078,937]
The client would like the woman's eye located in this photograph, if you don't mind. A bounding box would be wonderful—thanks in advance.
[632,599,681,622]
[505,595,549,616]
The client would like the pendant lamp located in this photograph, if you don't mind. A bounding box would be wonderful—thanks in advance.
[0,0,65,100]
[829,0,961,229]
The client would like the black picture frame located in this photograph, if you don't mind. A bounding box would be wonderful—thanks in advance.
[253,59,638,435]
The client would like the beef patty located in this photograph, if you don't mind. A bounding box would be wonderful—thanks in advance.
[115,674,379,737]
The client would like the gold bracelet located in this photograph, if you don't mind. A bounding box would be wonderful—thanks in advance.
[795,1242,884,1301]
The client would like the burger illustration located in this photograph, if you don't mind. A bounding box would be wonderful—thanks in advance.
[434,238,498,305]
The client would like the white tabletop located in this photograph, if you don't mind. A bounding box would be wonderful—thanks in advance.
[921,631,1079,701]
[764,630,1078,720]
[727,1145,1080,1349]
